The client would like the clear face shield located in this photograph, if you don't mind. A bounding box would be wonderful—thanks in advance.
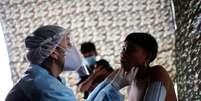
[61,31,89,76]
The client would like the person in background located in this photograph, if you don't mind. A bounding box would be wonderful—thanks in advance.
[79,42,98,77]
[76,42,97,99]
[87,33,177,101]
[5,25,86,101]
[77,42,113,99]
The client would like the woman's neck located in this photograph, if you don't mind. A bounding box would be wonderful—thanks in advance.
[50,64,62,77]
[41,63,62,77]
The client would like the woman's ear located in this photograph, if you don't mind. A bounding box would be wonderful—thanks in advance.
[146,52,152,63]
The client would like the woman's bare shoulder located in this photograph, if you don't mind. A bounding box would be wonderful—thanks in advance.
[148,65,172,87]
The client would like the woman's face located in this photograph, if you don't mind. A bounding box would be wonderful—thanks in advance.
[121,41,149,71]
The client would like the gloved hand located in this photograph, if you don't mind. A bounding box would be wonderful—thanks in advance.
[110,67,139,90]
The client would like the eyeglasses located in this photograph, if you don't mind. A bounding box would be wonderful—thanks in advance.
[57,45,66,53]
[122,45,138,53]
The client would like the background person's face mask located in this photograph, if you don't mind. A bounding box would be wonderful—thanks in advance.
[83,56,96,67]
[64,46,82,71]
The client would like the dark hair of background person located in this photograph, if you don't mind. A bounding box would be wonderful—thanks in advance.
[80,42,97,54]
[96,59,113,72]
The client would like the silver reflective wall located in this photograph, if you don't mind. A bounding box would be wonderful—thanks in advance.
[173,0,201,100]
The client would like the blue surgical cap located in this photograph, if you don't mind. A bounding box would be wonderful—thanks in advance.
[25,25,66,64]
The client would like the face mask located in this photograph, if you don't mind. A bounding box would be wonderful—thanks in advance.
[63,46,82,71]
[83,56,96,67]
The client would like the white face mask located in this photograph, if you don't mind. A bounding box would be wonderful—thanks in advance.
[63,46,82,71]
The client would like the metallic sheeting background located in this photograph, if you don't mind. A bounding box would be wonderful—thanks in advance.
[173,0,201,100]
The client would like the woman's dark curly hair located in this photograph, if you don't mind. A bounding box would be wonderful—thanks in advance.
[125,33,158,62]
